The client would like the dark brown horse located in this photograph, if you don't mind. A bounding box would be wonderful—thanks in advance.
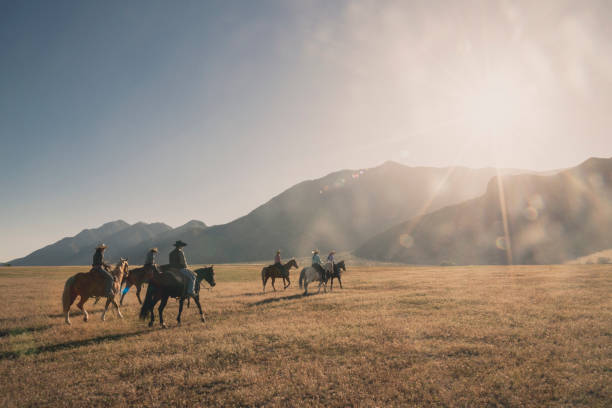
[139,266,216,328]
[328,260,346,291]
[261,259,298,293]
[62,258,129,325]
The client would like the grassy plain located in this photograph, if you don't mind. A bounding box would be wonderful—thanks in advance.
[0,264,610,407]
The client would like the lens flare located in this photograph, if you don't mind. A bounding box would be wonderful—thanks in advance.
[495,236,507,251]
[399,234,415,248]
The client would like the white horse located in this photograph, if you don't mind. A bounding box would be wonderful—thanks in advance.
[298,262,333,295]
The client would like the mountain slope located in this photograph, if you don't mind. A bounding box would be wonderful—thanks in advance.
[123,220,208,264]
[155,162,528,264]
[10,220,129,266]
[355,157,612,265]
[11,221,170,266]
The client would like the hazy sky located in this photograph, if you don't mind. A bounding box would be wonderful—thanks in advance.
[1,0,611,261]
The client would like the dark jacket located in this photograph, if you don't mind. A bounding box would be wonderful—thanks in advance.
[169,248,187,269]
[92,249,109,268]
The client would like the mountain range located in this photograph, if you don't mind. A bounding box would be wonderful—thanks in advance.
[9,161,525,265]
[355,157,612,264]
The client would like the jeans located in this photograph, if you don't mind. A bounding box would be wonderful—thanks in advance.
[180,268,196,296]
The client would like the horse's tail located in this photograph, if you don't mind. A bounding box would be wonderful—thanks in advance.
[261,267,267,282]
[299,268,305,289]
[139,284,155,320]
[62,275,76,313]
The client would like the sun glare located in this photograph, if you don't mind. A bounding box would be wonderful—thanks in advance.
[458,72,525,138]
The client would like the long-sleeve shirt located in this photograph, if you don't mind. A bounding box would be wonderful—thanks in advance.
[169,248,187,268]
[144,251,158,265]
[327,254,334,263]
[92,249,107,267]
[312,254,321,265]
[274,253,281,264]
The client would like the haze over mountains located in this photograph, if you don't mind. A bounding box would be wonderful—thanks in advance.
[356,157,612,265]
[10,161,524,265]
[13,158,611,267]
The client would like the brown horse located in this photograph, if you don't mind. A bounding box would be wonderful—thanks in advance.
[119,265,150,305]
[62,258,129,325]
[261,259,298,293]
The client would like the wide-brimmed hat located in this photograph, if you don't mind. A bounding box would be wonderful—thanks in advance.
[312,249,319,254]
[276,249,281,253]
[96,243,107,250]
[329,250,336,255]
[149,248,158,253]
[174,240,187,247]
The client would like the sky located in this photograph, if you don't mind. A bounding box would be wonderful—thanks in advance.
[1,0,611,261]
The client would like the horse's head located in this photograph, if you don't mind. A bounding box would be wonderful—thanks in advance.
[114,258,129,276]
[337,260,346,272]
[196,265,216,288]
[288,259,298,269]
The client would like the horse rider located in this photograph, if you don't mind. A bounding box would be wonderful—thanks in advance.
[91,243,115,297]
[311,249,326,279]
[144,247,159,273]
[326,250,336,280]
[168,240,197,297]
[273,249,282,272]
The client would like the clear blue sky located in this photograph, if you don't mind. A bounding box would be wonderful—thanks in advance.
[1,0,611,261]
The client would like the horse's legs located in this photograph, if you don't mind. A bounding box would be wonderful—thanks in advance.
[148,300,156,327]
[192,295,205,323]
[283,276,290,290]
[111,296,122,319]
[136,284,143,304]
[338,276,343,289]
[272,277,277,291]
[77,295,90,322]
[303,281,309,296]
[65,291,78,325]
[177,297,185,326]
[94,297,100,305]
[262,275,268,293]
[102,297,111,321]
[330,276,334,291]
[158,296,169,328]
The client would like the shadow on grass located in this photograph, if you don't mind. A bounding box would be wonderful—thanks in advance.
[0,329,149,361]
[0,324,52,338]
[249,293,310,306]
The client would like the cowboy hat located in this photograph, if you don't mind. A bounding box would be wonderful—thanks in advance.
[329,250,336,254]
[173,240,187,247]
[312,249,319,254]
[149,248,158,253]
[96,243,107,250]
[276,249,281,253]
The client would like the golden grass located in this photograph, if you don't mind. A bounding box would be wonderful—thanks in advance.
[0,264,610,407]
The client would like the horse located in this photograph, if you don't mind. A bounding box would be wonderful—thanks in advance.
[328,260,346,291]
[139,266,215,328]
[62,258,129,325]
[261,259,298,293]
[298,263,329,295]
[119,265,150,305]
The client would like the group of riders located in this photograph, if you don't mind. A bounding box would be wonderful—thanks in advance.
[91,241,337,296]
[91,240,197,298]
[271,248,336,279]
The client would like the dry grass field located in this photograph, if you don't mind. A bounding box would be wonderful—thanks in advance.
[0,264,610,407]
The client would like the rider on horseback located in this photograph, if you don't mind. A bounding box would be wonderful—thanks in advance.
[311,249,326,279]
[273,249,282,273]
[91,244,114,297]
[169,240,197,297]
[144,247,159,273]
[326,250,336,281]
